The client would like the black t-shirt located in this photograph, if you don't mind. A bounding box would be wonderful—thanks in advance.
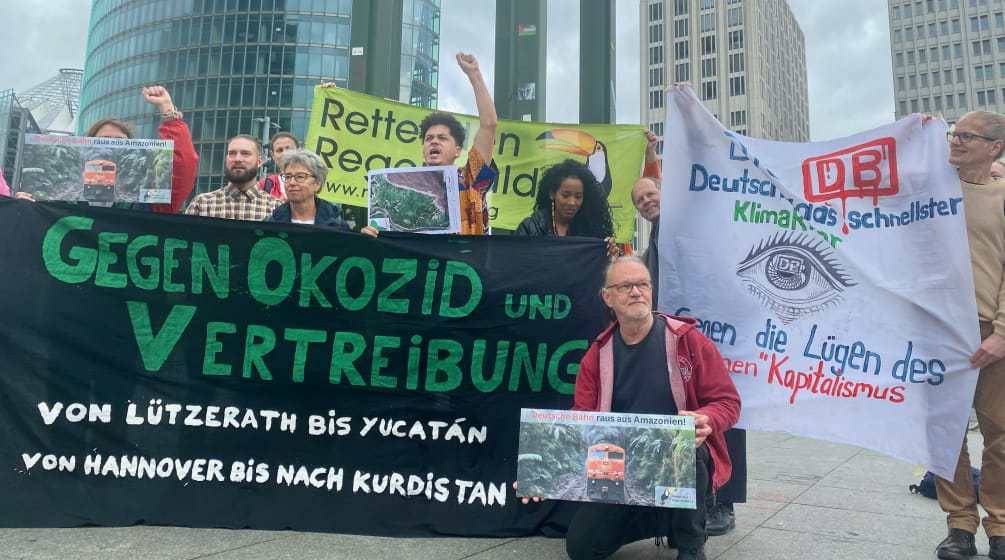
[611,316,678,416]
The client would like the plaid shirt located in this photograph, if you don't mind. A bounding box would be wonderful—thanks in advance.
[185,183,283,221]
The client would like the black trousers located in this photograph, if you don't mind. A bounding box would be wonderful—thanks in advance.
[565,444,711,560]
[713,429,747,504]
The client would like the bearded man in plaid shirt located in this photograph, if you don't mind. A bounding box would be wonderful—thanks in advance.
[185,134,282,220]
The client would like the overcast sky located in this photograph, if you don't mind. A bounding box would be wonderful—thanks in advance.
[3,0,894,142]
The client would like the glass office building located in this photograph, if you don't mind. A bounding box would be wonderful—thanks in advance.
[79,0,440,196]
[400,0,440,108]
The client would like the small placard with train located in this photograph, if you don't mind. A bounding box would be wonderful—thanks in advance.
[516,408,696,509]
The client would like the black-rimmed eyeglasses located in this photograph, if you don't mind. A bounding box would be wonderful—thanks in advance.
[946,131,996,144]
[605,281,653,294]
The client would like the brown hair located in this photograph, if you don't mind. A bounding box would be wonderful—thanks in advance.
[269,131,300,149]
[228,134,264,156]
[84,117,134,139]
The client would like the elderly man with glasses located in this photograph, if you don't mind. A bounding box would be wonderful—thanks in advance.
[936,110,1005,560]
[560,256,741,560]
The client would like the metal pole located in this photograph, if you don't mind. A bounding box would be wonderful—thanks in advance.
[11,109,28,193]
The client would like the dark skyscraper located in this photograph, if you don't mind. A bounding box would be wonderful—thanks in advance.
[79,0,440,196]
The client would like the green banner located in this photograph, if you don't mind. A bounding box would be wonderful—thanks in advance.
[305,87,646,242]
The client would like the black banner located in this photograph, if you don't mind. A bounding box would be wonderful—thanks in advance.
[0,198,608,536]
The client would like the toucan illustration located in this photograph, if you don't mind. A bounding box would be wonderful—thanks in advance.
[659,487,674,506]
[536,129,613,199]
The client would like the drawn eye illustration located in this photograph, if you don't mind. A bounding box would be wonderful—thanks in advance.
[736,232,855,324]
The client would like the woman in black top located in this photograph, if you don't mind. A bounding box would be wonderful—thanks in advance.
[515,158,615,239]
[266,149,348,230]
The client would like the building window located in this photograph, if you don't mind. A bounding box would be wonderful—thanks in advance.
[649,45,664,65]
[651,122,664,137]
[702,80,718,100]
[727,7,743,26]
[978,90,987,105]
[940,21,948,34]
[932,71,941,85]
[942,44,950,59]
[673,0,687,16]
[959,91,967,106]
[649,24,663,43]
[701,58,717,77]
[947,94,955,109]
[997,12,1004,28]
[909,75,917,89]
[923,97,931,112]
[930,47,939,61]
[921,73,929,87]
[905,27,915,41]
[674,19,689,38]
[972,39,992,56]
[700,0,715,9]
[958,67,965,82]
[896,52,904,66]
[728,30,743,50]
[899,100,908,114]
[935,95,943,110]
[701,36,716,55]
[955,43,963,58]
[730,110,747,126]
[898,76,906,90]
[700,13,716,33]
[911,99,919,112]
[650,67,664,87]
[675,62,690,82]
[971,15,989,31]
[730,76,745,96]
[674,41,688,59]
[952,19,961,34]
[729,53,744,73]
[650,90,664,109]
[893,6,901,19]
[918,49,927,63]
[650,2,664,20]
[907,51,915,64]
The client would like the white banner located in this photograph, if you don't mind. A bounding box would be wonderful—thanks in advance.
[659,87,980,478]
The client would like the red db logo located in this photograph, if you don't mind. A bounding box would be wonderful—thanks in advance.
[801,138,898,205]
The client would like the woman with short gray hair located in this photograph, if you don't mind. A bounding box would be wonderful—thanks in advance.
[266,149,348,229]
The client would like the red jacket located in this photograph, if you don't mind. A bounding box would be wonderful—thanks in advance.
[151,118,198,214]
[573,312,741,491]
[258,174,284,199]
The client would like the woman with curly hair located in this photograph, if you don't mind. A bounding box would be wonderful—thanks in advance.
[515,158,616,241]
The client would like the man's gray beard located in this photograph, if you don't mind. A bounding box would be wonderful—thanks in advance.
[225,166,260,185]
[621,303,651,320]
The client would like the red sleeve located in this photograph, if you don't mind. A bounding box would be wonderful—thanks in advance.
[572,343,601,412]
[687,331,741,434]
[643,158,661,180]
[151,118,198,214]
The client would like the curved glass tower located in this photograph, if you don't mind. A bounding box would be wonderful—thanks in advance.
[79,0,354,194]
